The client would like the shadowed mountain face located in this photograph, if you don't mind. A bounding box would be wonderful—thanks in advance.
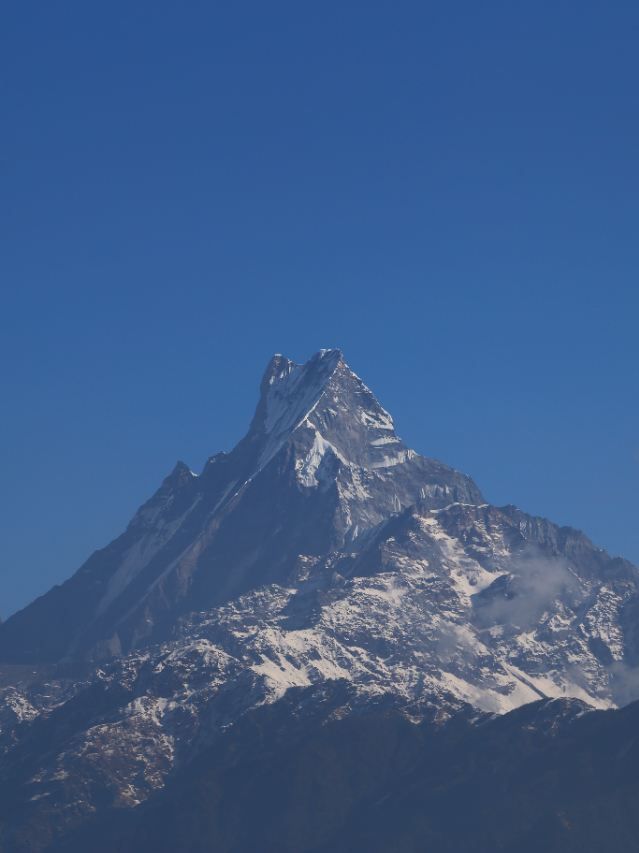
[2,350,639,852]
[48,693,639,853]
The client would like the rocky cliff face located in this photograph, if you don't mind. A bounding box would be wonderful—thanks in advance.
[1,349,639,851]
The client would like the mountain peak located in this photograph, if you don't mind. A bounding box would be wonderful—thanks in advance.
[244,347,412,475]
[260,348,343,387]
[0,348,483,666]
[248,349,347,466]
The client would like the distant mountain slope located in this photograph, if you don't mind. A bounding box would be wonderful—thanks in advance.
[49,692,639,853]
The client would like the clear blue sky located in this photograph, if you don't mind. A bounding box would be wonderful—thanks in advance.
[2,1,638,618]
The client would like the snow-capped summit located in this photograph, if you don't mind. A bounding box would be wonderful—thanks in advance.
[248,348,411,474]
[248,348,346,469]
